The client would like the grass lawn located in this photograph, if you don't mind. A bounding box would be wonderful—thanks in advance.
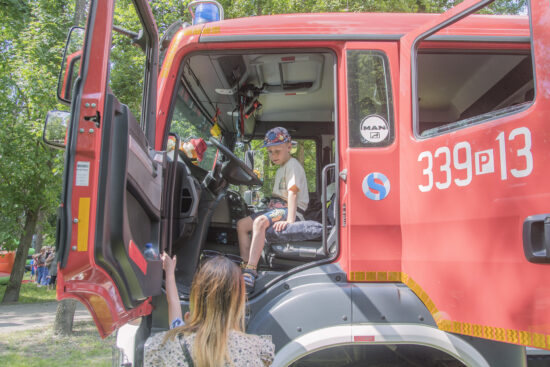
[0,271,31,285]
[0,321,116,367]
[0,277,57,303]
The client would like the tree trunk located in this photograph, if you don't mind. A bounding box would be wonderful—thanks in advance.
[2,209,39,304]
[74,0,87,27]
[34,211,45,253]
[34,233,43,253]
[297,141,305,166]
[54,299,78,336]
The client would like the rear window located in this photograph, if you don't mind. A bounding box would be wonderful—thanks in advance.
[417,51,533,137]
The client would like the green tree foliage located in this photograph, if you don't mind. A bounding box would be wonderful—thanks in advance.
[220,0,526,17]
[0,0,70,302]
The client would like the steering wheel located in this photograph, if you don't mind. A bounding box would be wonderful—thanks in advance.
[209,137,262,186]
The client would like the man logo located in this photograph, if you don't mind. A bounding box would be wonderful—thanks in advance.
[360,115,389,144]
[362,172,391,200]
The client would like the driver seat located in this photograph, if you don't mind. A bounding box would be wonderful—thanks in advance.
[265,225,337,269]
[264,183,337,269]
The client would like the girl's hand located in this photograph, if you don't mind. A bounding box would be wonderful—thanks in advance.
[161,252,177,274]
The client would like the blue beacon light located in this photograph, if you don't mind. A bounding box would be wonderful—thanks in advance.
[194,3,219,24]
[189,1,224,25]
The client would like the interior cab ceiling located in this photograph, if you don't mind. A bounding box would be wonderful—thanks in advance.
[418,52,533,124]
[183,51,335,133]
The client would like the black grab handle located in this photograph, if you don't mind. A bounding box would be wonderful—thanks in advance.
[523,214,550,263]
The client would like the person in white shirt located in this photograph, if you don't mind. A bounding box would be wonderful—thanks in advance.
[237,127,309,292]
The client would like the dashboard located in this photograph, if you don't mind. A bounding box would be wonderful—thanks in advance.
[210,189,249,227]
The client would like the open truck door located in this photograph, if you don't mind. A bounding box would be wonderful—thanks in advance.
[56,0,164,337]
[400,0,550,350]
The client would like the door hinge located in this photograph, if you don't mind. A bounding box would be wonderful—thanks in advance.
[339,169,347,183]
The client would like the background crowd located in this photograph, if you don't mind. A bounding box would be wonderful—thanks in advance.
[29,246,56,289]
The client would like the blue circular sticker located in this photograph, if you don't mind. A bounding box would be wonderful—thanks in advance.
[362,172,391,200]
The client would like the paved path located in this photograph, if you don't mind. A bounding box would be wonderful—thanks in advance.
[0,301,92,334]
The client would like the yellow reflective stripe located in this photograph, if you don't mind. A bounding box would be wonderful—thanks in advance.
[159,32,183,80]
[351,271,402,282]
[77,197,90,251]
[350,270,550,350]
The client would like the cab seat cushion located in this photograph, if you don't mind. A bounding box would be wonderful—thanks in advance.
[269,241,325,261]
[265,220,323,243]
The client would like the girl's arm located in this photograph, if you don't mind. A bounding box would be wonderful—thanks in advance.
[162,252,182,326]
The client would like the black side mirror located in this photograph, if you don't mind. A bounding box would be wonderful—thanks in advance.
[57,27,84,104]
[43,110,70,149]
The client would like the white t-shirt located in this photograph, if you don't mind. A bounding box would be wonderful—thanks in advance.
[272,157,309,212]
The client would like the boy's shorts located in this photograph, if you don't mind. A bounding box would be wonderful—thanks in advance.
[250,197,292,226]
[250,207,288,226]
[250,197,304,226]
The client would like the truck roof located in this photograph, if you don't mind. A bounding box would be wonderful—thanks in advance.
[198,13,530,42]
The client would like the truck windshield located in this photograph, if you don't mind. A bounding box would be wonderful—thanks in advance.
[169,84,217,171]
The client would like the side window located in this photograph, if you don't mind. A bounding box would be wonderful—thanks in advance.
[109,0,147,123]
[250,139,317,198]
[347,50,394,147]
[417,50,534,137]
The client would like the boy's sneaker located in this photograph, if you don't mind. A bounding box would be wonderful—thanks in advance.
[242,268,257,294]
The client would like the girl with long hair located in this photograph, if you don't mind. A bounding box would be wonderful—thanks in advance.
[144,253,274,366]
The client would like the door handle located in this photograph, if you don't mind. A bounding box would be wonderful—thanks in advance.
[523,214,550,263]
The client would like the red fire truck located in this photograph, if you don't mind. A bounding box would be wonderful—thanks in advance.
[43,0,550,365]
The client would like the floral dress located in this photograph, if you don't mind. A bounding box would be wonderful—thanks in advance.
[144,330,275,367]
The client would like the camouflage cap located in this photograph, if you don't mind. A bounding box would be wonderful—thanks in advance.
[262,127,291,147]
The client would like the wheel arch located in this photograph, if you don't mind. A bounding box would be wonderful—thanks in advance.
[271,323,491,367]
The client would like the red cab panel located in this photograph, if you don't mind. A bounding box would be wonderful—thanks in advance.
[399,0,550,350]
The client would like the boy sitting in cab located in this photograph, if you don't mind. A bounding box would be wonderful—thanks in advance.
[237,127,309,292]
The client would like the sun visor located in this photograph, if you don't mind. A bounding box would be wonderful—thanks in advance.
[250,54,324,94]
[211,55,249,97]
